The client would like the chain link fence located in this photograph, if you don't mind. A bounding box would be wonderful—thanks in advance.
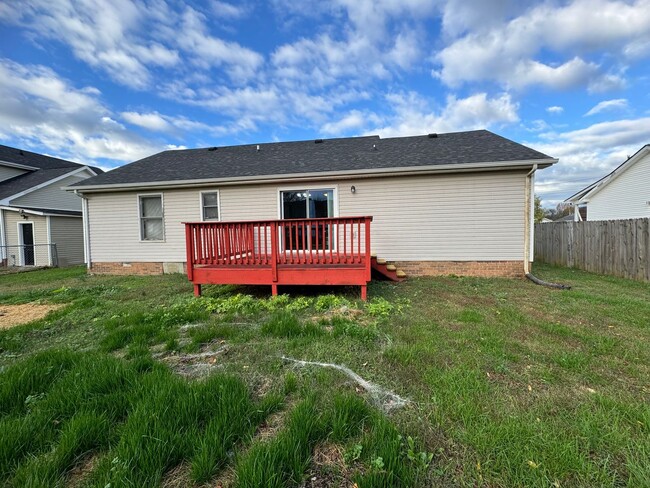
[0,244,58,268]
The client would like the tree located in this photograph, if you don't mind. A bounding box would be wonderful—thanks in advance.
[544,202,573,221]
[534,195,545,223]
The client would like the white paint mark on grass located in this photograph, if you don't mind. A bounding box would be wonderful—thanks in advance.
[281,356,409,412]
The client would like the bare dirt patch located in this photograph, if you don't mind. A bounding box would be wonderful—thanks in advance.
[0,303,64,328]
[154,343,229,378]
[66,453,101,488]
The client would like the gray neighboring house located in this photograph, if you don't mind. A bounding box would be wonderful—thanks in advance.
[70,130,556,278]
[0,145,101,267]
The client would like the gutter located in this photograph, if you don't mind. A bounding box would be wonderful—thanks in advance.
[0,160,39,171]
[67,158,557,193]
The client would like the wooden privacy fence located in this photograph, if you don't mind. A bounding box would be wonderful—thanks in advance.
[534,218,650,282]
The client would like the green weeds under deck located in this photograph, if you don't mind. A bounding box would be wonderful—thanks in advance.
[0,264,649,486]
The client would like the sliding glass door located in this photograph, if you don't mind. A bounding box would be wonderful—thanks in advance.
[280,189,334,251]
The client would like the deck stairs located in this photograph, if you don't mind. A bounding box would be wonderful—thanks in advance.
[371,254,406,282]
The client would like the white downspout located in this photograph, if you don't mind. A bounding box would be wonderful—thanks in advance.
[524,164,538,275]
[76,190,91,269]
[0,209,5,263]
[46,215,52,266]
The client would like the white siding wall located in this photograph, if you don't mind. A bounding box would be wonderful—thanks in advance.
[340,172,526,261]
[87,189,205,262]
[10,174,87,211]
[0,165,27,182]
[2,210,50,266]
[50,216,84,266]
[87,171,527,264]
[588,152,650,220]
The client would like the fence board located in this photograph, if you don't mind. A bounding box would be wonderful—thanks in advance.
[534,218,650,282]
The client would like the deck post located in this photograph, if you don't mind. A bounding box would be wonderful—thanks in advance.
[360,285,367,301]
[364,217,372,281]
[270,221,278,283]
[193,284,202,297]
[185,224,194,281]
[271,284,278,296]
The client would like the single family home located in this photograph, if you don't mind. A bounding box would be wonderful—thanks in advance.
[565,144,650,221]
[0,144,101,267]
[69,130,556,297]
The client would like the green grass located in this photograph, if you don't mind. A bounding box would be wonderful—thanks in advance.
[0,264,648,486]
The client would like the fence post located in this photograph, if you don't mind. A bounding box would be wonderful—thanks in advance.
[51,243,59,267]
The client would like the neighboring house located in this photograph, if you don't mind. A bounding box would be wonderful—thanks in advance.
[0,145,101,267]
[565,144,650,221]
[69,130,556,294]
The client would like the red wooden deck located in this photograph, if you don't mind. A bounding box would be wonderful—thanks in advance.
[184,216,373,299]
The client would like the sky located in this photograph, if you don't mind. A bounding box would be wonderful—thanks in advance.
[1,0,649,206]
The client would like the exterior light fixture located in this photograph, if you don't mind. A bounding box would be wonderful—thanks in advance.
[351,185,356,194]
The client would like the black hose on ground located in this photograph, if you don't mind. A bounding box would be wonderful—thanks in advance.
[525,273,572,290]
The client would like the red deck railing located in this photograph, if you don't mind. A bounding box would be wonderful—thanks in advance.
[184,216,373,299]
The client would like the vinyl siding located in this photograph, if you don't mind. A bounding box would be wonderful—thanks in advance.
[50,216,84,266]
[88,190,204,262]
[2,210,50,266]
[87,171,527,263]
[588,152,650,220]
[0,165,27,183]
[340,172,526,261]
[10,174,87,211]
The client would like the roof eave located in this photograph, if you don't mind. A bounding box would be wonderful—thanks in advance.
[0,160,38,171]
[68,158,557,193]
[0,205,81,217]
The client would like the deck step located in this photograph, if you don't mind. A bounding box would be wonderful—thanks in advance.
[370,256,406,282]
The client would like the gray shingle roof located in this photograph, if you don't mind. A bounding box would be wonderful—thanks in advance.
[72,130,554,189]
[0,144,102,173]
[0,144,103,201]
[0,167,77,200]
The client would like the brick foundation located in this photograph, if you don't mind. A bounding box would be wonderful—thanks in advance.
[90,262,165,275]
[393,260,524,278]
[90,260,524,278]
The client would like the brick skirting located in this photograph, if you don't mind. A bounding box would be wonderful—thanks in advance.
[91,260,524,278]
[393,260,524,278]
[91,262,164,275]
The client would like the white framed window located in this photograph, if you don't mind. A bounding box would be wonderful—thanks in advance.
[279,187,336,219]
[277,186,337,252]
[138,194,164,241]
[200,191,220,221]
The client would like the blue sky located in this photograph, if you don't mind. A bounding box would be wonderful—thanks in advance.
[1,0,649,206]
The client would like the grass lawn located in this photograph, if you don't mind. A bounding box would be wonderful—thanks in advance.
[0,264,648,487]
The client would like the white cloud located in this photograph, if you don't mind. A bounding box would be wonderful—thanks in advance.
[120,110,234,138]
[172,7,263,81]
[435,0,650,90]
[0,59,163,165]
[585,98,628,116]
[531,117,650,204]
[321,110,374,135]
[4,0,264,89]
[211,0,248,19]
[547,106,564,114]
[121,111,172,132]
[367,92,519,138]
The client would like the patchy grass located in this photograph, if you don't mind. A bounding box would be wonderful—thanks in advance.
[0,264,649,486]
